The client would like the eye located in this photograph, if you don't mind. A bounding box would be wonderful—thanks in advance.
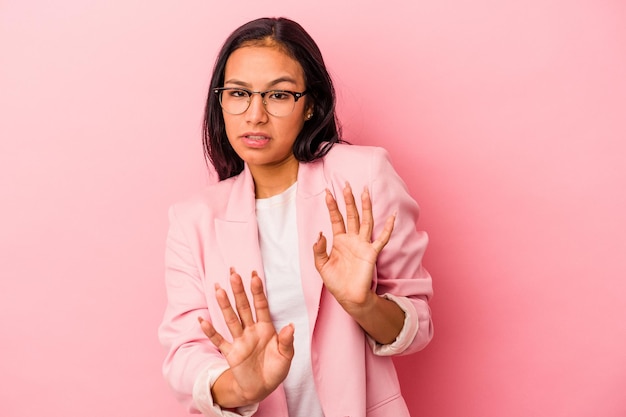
[228,89,249,99]
[267,90,291,101]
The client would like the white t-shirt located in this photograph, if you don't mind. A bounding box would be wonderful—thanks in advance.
[256,182,325,417]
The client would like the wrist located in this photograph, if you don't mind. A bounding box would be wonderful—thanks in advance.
[211,369,260,408]
[341,290,379,320]
[345,293,405,345]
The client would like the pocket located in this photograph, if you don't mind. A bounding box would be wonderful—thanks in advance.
[365,392,410,417]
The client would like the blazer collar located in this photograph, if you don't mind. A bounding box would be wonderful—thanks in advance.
[295,157,327,199]
[224,158,328,219]
[223,164,257,222]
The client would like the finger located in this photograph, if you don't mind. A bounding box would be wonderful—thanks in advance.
[359,186,374,241]
[198,317,232,356]
[371,212,396,253]
[277,323,295,360]
[325,189,346,235]
[215,283,243,338]
[312,231,329,272]
[230,270,254,328]
[342,182,360,234]
[250,271,272,323]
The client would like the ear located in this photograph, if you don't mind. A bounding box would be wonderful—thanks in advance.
[305,103,314,120]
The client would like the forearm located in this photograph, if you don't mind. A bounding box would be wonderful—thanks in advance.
[344,291,405,345]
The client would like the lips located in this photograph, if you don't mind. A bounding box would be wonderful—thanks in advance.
[241,132,270,148]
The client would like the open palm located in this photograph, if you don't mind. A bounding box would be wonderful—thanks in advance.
[198,269,294,404]
[313,183,396,313]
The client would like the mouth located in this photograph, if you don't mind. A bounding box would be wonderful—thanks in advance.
[241,133,270,148]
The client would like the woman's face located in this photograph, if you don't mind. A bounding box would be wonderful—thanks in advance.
[221,45,311,174]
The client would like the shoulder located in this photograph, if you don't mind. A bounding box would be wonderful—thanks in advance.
[321,142,396,179]
[168,175,238,221]
[324,142,390,162]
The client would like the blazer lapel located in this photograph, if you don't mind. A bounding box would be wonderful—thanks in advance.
[296,159,332,337]
[214,166,265,287]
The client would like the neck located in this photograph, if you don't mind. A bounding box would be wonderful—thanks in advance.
[250,158,299,199]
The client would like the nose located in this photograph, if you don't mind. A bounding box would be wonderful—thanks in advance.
[245,92,268,124]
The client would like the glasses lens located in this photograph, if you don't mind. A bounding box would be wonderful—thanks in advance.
[264,91,296,117]
[219,89,250,115]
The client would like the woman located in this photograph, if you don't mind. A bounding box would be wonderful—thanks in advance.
[159,17,433,417]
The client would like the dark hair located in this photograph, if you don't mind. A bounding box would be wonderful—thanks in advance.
[203,17,343,181]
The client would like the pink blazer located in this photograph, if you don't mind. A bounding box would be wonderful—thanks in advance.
[159,144,433,417]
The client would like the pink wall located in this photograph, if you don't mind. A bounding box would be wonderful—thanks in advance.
[1,1,625,416]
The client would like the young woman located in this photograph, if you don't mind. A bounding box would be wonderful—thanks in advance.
[159,17,434,417]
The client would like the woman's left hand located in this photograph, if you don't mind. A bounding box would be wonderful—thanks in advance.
[312,183,396,315]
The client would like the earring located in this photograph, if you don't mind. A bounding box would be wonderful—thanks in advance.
[306,113,313,120]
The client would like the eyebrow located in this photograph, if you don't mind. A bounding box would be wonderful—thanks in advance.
[223,76,299,89]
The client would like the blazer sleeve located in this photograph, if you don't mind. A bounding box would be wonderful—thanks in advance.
[369,147,434,355]
[158,204,231,415]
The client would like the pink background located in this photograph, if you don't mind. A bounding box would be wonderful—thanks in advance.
[1,1,625,416]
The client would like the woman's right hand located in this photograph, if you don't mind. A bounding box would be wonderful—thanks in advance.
[198,268,295,408]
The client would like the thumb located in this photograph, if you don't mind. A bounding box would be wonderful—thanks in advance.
[277,323,295,360]
[312,231,329,271]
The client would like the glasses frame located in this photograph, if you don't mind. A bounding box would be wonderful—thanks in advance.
[213,87,308,117]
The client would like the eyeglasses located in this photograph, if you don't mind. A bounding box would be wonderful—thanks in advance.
[214,87,308,117]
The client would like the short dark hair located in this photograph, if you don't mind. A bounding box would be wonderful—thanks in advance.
[203,17,343,181]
